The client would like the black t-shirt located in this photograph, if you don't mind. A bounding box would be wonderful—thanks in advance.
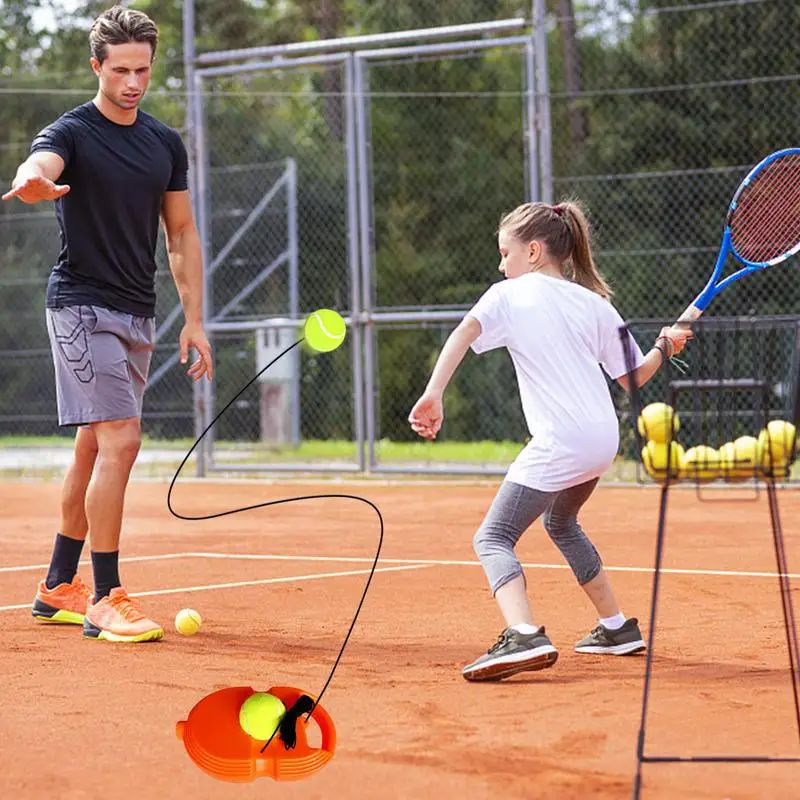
[31,101,188,317]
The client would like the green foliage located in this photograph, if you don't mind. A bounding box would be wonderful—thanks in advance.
[0,0,798,445]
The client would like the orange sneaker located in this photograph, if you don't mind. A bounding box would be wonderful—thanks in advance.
[83,587,164,643]
[32,575,92,624]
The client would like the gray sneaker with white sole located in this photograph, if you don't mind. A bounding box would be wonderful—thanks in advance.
[462,626,559,682]
[575,618,646,655]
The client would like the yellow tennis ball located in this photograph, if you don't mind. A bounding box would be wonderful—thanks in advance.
[303,309,346,353]
[175,608,202,636]
[642,440,684,482]
[239,692,287,741]
[683,445,720,483]
[719,436,758,481]
[637,402,679,444]
[757,420,796,471]
[733,435,759,465]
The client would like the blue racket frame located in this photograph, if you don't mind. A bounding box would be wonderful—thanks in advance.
[679,147,800,323]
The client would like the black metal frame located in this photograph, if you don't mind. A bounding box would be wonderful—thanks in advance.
[618,317,800,799]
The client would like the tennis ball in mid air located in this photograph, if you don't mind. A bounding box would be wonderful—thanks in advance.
[304,309,346,353]
[175,608,202,636]
[718,436,758,481]
[642,440,685,482]
[637,402,679,444]
[239,692,287,741]
[682,445,720,483]
[757,420,797,475]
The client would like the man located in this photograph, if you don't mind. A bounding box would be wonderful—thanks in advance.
[2,6,213,642]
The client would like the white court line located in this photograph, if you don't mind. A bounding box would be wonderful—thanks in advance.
[0,553,193,574]
[3,550,797,581]
[184,551,800,580]
[0,563,431,612]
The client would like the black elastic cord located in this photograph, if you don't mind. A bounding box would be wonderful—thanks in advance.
[166,338,383,753]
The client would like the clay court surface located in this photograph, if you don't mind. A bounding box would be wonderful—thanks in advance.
[2,479,799,799]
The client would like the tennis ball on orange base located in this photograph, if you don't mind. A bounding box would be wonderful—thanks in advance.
[637,403,679,444]
[718,436,758,481]
[642,440,685,482]
[303,309,346,353]
[757,420,797,475]
[239,692,287,741]
[682,445,720,483]
[175,608,202,636]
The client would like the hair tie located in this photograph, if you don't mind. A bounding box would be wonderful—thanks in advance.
[552,204,564,217]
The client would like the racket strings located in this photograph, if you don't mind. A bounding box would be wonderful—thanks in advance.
[731,153,800,263]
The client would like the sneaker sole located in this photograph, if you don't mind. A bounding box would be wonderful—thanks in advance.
[83,620,164,643]
[575,640,646,655]
[462,646,559,682]
[31,599,85,625]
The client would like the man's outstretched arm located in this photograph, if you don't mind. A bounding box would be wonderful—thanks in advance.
[3,152,69,204]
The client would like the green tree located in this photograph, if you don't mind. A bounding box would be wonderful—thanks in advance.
[1,0,798,444]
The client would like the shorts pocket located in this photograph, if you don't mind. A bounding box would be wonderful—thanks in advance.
[100,357,133,383]
[131,316,156,353]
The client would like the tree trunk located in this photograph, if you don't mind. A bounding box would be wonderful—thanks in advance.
[555,0,589,155]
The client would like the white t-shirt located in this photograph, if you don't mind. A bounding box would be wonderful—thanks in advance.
[468,273,644,492]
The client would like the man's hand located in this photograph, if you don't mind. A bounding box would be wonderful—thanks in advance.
[179,323,213,382]
[2,175,70,204]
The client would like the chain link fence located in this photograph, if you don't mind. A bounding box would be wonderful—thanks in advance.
[549,0,800,320]
[1,2,798,481]
[196,60,360,470]
[366,48,528,309]
[200,64,352,318]
[363,43,531,473]
[370,0,800,478]
[199,329,357,472]
[0,79,93,439]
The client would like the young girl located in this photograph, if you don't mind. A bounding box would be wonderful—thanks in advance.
[408,200,691,682]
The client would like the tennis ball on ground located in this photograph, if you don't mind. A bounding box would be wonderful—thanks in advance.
[682,445,721,483]
[239,692,287,741]
[175,608,202,636]
[304,309,346,353]
[637,403,679,444]
[757,420,797,475]
[718,436,758,481]
[642,440,685,482]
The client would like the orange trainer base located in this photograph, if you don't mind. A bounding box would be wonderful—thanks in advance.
[176,686,336,783]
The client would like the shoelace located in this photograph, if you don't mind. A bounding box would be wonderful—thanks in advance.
[108,592,146,621]
[487,630,512,654]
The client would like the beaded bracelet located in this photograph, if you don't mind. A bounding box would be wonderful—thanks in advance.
[655,335,675,359]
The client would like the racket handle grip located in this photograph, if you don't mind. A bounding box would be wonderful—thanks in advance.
[676,304,703,329]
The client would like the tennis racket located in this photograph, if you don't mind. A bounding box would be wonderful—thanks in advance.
[678,147,800,325]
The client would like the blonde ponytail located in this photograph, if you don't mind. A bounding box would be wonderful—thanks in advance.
[559,201,613,299]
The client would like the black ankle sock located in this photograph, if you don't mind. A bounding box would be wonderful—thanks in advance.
[91,551,121,602]
[45,533,86,590]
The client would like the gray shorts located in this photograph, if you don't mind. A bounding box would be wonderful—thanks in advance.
[45,305,155,427]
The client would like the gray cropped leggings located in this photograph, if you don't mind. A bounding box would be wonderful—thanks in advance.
[473,478,602,595]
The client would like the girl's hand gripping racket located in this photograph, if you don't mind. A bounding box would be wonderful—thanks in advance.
[678,147,800,326]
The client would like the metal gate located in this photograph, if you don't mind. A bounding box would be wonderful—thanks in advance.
[184,14,550,476]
